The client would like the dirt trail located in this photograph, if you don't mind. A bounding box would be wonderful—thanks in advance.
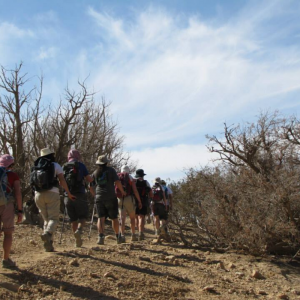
[1,219,300,299]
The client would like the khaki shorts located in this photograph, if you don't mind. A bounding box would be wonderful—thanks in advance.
[118,195,136,215]
[0,202,15,233]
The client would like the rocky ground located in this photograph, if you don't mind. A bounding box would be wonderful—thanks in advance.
[0,216,300,300]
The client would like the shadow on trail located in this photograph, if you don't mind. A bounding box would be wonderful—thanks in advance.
[270,258,300,281]
[2,269,118,300]
[55,252,192,283]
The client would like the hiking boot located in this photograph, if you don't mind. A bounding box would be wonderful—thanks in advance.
[146,215,151,224]
[120,235,126,243]
[41,232,54,252]
[117,235,123,244]
[2,258,17,269]
[74,229,83,247]
[131,234,138,242]
[97,236,105,245]
[160,225,167,236]
[138,232,145,241]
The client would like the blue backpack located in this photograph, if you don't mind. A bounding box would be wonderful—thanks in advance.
[0,167,9,206]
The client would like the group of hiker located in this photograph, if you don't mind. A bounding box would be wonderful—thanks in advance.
[0,148,173,268]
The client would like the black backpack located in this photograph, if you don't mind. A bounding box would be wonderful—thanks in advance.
[30,157,57,192]
[136,179,149,202]
[63,161,83,193]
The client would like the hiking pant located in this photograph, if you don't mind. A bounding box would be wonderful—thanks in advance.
[118,195,136,215]
[35,191,60,235]
[0,202,15,233]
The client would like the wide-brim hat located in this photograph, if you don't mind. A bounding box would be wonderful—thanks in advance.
[135,169,147,178]
[154,177,161,183]
[39,148,55,158]
[96,154,110,165]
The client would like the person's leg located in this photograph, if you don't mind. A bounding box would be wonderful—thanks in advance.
[1,203,16,267]
[35,192,48,233]
[112,218,119,235]
[44,191,60,235]
[3,232,13,260]
[97,217,105,234]
[72,221,78,233]
[129,212,136,234]
[138,215,145,233]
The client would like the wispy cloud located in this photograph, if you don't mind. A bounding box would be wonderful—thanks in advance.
[87,3,300,151]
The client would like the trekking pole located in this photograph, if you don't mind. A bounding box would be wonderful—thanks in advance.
[88,202,96,239]
[58,205,67,244]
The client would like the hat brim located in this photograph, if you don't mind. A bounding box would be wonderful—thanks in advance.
[135,173,146,178]
[38,152,55,158]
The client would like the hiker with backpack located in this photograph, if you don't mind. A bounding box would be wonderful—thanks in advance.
[63,149,95,247]
[134,169,153,241]
[116,165,142,243]
[31,148,76,252]
[92,155,126,245]
[0,154,23,268]
[152,177,170,240]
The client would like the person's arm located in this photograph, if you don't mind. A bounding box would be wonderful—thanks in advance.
[132,180,142,209]
[85,174,95,197]
[13,180,23,223]
[57,173,76,200]
[115,180,126,197]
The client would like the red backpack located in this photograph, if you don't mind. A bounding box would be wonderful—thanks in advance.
[152,183,164,202]
[115,172,132,198]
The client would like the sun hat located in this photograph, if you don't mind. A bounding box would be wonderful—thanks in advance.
[39,148,55,158]
[161,180,166,185]
[135,169,146,178]
[0,154,14,168]
[155,177,161,183]
[121,165,130,173]
[96,154,110,165]
[68,149,81,162]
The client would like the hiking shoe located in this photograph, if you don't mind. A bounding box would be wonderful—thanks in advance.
[146,215,151,224]
[160,225,167,236]
[97,236,105,245]
[2,258,16,269]
[74,229,83,247]
[138,232,145,241]
[117,235,122,244]
[131,234,138,242]
[120,235,126,243]
[41,232,54,252]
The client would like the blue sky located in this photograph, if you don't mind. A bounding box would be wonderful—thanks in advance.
[1,0,300,182]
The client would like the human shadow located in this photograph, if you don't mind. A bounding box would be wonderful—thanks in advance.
[2,268,118,300]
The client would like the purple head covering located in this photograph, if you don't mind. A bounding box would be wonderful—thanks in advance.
[0,154,14,168]
[67,149,81,162]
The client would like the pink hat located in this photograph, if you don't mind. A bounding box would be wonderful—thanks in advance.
[67,149,81,162]
[0,154,14,168]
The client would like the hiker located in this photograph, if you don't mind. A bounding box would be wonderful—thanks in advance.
[0,155,23,268]
[63,149,95,247]
[161,180,173,212]
[31,148,76,252]
[117,165,142,243]
[135,169,153,241]
[152,177,170,240]
[92,155,126,245]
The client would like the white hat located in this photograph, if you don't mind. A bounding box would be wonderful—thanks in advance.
[96,154,110,165]
[121,165,130,173]
[39,148,55,157]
